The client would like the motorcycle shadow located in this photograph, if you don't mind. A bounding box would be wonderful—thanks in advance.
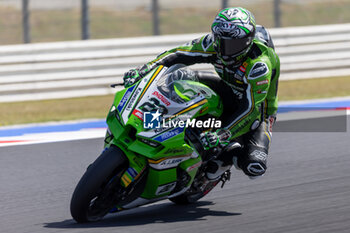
[44,201,241,228]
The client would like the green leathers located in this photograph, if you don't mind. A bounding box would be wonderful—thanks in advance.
[121,8,280,138]
[133,28,279,139]
[121,7,280,180]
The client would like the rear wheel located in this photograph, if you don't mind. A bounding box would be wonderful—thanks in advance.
[70,146,128,223]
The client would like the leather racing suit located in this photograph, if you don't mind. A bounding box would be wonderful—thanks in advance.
[136,25,280,177]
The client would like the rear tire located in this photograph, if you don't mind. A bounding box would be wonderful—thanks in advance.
[70,146,127,223]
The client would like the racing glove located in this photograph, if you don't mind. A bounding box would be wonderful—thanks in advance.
[200,129,231,150]
[123,64,151,88]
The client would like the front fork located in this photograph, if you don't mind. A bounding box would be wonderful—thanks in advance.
[103,128,114,149]
[103,127,148,189]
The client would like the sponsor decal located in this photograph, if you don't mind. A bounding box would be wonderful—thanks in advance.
[232,85,245,92]
[153,127,184,142]
[154,126,170,134]
[149,155,191,170]
[126,167,138,179]
[215,64,224,70]
[152,91,171,106]
[234,73,243,81]
[199,89,208,95]
[232,88,243,99]
[126,87,142,111]
[234,65,246,82]
[231,117,251,135]
[257,89,267,94]
[186,161,202,172]
[159,158,184,167]
[139,97,168,115]
[139,137,161,147]
[163,148,186,154]
[236,69,244,77]
[243,62,249,68]
[132,109,143,121]
[250,150,267,161]
[117,85,135,112]
[155,182,177,195]
[121,173,132,187]
[248,62,269,79]
[256,79,269,86]
[121,166,144,187]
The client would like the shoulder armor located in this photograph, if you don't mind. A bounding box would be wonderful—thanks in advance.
[183,37,201,46]
[182,34,214,52]
[255,25,275,49]
[248,62,269,80]
[201,34,214,51]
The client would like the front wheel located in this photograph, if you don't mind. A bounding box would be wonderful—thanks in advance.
[70,146,128,223]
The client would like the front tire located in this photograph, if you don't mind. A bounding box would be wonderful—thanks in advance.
[70,146,127,223]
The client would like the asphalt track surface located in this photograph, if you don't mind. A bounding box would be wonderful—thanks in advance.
[1,118,349,233]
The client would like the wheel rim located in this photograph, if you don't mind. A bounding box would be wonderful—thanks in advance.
[86,171,125,221]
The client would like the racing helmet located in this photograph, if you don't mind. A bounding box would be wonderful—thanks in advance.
[211,7,256,66]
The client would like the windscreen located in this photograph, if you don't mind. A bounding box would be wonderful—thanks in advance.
[156,67,198,103]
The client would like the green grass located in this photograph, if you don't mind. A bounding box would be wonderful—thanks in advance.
[0,95,114,126]
[1,0,350,44]
[0,76,349,126]
[278,76,350,101]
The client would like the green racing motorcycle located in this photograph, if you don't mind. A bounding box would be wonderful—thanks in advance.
[70,64,236,223]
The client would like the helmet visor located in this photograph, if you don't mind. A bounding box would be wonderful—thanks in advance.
[217,37,252,56]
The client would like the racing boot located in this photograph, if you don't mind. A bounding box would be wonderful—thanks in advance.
[205,142,241,180]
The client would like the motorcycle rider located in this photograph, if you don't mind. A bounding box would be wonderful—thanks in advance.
[123,7,280,180]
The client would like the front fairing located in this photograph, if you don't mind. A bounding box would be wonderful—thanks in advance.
[107,65,223,160]
[106,65,223,200]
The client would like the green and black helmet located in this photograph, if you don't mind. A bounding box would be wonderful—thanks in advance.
[211,7,256,66]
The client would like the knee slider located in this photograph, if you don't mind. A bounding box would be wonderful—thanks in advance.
[246,162,266,176]
[239,147,268,177]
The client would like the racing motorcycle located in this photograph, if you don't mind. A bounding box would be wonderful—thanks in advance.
[70,64,237,223]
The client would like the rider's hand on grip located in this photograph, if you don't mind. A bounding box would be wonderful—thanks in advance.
[123,64,151,88]
[123,68,140,88]
[200,129,231,151]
